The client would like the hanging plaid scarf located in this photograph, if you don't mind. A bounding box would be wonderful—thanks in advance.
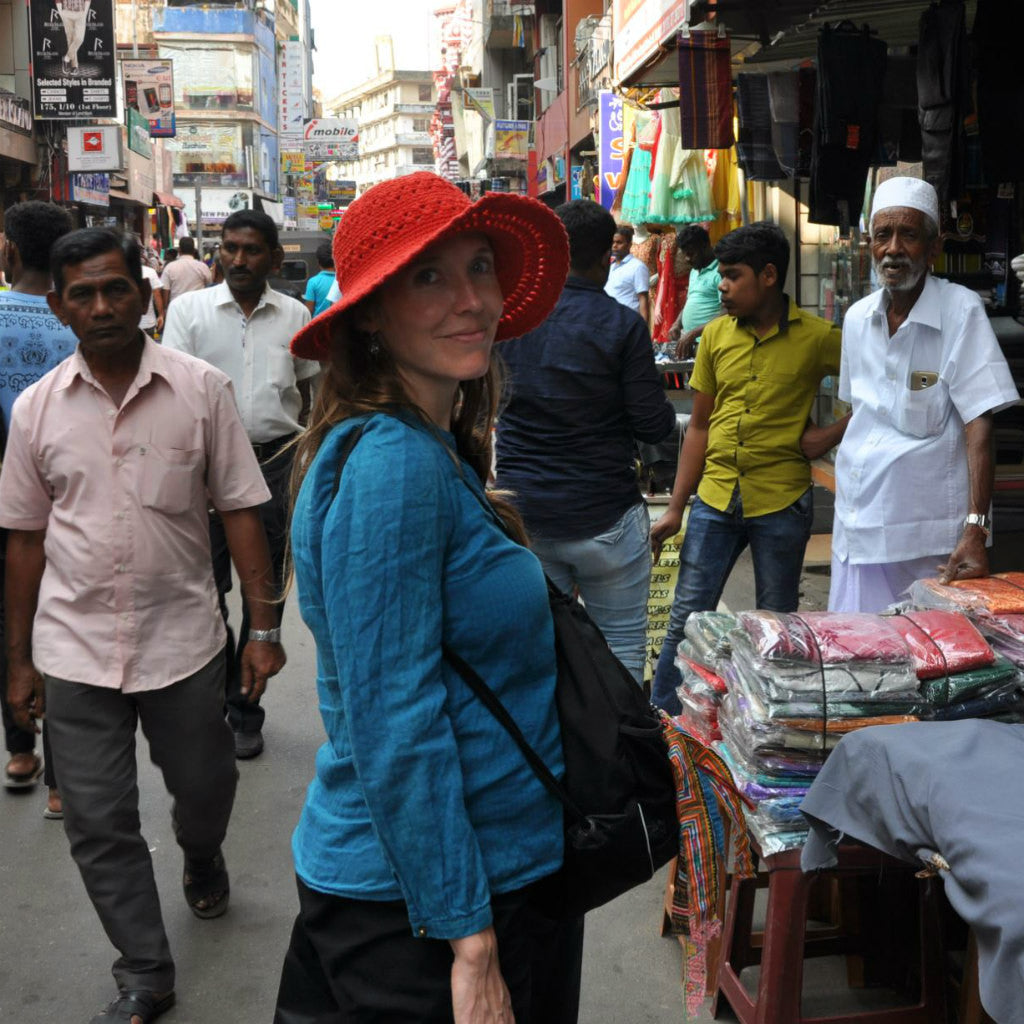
[677,29,735,150]
[662,716,754,1017]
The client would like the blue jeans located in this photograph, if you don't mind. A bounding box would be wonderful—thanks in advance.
[651,487,813,714]
[531,503,651,683]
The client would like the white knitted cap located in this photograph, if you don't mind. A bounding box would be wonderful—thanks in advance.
[870,176,940,228]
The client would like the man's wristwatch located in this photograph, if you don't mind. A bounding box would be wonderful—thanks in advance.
[248,627,281,643]
[964,513,991,536]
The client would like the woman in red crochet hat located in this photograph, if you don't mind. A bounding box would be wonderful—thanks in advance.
[275,173,580,1023]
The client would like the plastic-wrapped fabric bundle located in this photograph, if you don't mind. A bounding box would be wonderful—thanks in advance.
[675,644,728,746]
[682,611,739,667]
[975,615,1024,667]
[909,574,1024,615]
[721,659,924,722]
[887,610,995,679]
[730,611,920,701]
[918,656,1018,706]
[929,683,1024,722]
[714,740,811,801]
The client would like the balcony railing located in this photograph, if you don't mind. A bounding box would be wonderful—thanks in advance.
[575,20,611,111]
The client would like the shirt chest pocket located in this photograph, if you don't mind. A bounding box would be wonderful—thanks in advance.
[139,446,203,515]
[896,380,949,438]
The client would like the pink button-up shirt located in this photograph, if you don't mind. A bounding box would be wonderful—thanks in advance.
[0,337,271,691]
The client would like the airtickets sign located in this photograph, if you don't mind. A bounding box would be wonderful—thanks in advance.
[302,119,358,161]
[29,0,117,119]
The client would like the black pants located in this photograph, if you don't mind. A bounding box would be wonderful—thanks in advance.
[210,439,292,734]
[274,877,584,1024]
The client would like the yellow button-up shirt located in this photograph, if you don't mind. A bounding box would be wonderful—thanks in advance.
[689,297,841,516]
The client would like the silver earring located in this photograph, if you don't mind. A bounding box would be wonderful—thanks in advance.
[369,333,382,358]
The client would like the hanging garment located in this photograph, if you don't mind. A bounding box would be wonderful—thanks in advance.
[677,29,735,150]
[917,0,969,218]
[651,233,686,343]
[767,67,816,178]
[620,145,653,225]
[809,22,887,230]
[709,145,742,242]
[736,74,785,180]
[647,103,715,224]
[973,0,1024,185]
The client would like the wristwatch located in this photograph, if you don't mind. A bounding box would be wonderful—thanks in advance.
[248,627,282,643]
[964,513,991,536]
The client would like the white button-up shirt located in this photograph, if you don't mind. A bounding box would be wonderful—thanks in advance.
[833,274,1018,565]
[162,282,318,443]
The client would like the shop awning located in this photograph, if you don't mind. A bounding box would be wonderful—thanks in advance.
[108,188,147,206]
[153,190,185,208]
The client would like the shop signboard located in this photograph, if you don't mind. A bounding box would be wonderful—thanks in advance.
[613,0,692,84]
[171,122,246,183]
[0,89,33,133]
[464,87,495,121]
[278,39,305,143]
[29,0,117,119]
[71,172,110,207]
[121,59,175,138]
[127,107,152,159]
[182,187,253,225]
[302,119,358,161]
[297,202,320,231]
[326,179,356,203]
[281,150,305,174]
[494,120,530,161]
[598,90,624,210]
[67,125,123,171]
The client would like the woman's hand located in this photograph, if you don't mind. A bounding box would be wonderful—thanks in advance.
[450,927,515,1023]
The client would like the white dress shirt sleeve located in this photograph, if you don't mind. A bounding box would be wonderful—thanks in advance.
[160,297,194,355]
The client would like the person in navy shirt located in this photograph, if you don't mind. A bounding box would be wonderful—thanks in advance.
[496,200,676,682]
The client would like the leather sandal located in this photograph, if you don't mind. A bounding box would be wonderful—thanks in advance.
[4,752,43,790]
[182,849,230,919]
[89,989,175,1023]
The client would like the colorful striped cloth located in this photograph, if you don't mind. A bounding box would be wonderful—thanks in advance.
[677,29,735,150]
[663,716,753,1017]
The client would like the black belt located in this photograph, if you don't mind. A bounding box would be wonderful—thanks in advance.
[251,433,297,460]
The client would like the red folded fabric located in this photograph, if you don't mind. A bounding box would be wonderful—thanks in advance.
[888,610,995,680]
[739,611,910,664]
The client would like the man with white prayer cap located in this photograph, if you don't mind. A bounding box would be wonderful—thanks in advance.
[819,175,1019,612]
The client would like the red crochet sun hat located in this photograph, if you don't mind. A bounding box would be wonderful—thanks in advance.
[290,172,570,361]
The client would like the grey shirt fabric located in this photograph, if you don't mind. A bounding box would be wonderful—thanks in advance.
[800,720,1024,1023]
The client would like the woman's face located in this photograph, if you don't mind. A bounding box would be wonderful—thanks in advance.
[365,231,503,424]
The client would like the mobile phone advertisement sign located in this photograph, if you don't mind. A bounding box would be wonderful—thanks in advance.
[122,59,176,138]
[29,0,117,120]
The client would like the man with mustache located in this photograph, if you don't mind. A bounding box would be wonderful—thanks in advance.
[163,210,319,758]
[823,177,1018,612]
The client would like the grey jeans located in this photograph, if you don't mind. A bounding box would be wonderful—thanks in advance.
[45,653,237,993]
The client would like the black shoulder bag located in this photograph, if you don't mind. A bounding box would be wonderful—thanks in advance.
[330,423,678,918]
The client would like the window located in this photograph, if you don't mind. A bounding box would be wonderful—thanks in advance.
[418,83,432,101]
[413,118,429,132]
[412,147,434,165]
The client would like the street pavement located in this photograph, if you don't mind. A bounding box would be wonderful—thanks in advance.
[0,552,831,1023]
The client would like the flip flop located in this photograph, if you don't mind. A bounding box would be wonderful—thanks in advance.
[89,989,175,1023]
[3,753,43,790]
[183,849,230,919]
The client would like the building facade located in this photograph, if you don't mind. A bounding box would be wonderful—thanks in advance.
[326,40,436,196]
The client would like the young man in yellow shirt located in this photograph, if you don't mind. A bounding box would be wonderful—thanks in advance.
[649,222,842,714]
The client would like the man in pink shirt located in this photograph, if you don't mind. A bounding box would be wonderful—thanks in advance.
[158,236,211,303]
[0,228,285,1024]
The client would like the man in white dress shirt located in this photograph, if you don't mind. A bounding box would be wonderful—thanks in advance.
[163,210,318,758]
[816,177,1019,612]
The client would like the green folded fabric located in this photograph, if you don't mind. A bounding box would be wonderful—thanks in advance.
[920,656,1018,706]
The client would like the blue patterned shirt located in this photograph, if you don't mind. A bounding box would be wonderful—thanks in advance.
[0,292,77,435]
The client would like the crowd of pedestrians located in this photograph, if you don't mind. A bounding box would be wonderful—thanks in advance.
[0,170,1017,1023]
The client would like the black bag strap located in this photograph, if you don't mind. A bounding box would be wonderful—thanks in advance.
[328,419,584,824]
[441,643,583,822]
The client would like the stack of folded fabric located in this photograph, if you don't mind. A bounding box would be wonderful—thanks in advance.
[717,611,924,854]
[673,612,737,746]
[670,606,1019,854]
[904,577,1024,718]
